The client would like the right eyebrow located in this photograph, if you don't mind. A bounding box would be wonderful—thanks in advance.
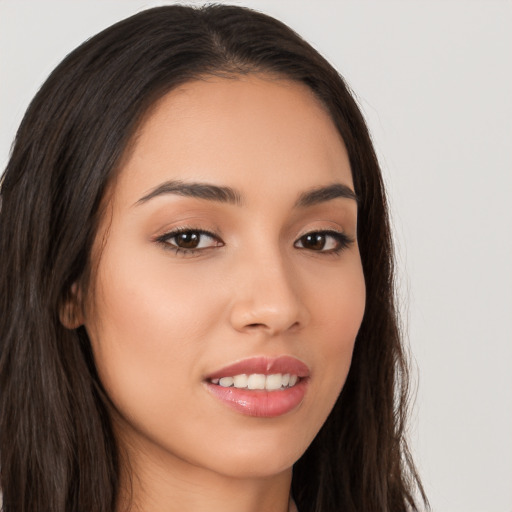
[134,180,244,207]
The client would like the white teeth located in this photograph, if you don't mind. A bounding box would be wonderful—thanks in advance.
[233,374,248,388]
[219,377,234,387]
[211,373,300,390]
[265,373,283,390]
[247,374,266,390]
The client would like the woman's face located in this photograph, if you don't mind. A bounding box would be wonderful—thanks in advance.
[83,75,365,480]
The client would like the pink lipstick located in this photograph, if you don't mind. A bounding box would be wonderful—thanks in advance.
[204,356,309,418]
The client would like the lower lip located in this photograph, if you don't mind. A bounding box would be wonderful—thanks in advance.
[205,379,308,418]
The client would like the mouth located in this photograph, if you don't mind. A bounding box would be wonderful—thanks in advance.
[204,356,310,418]
[209,372,300,390]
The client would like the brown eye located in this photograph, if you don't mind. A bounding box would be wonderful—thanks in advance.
[175,232,201,249]
[294,230,352,253]
[157,229,223,254]
[300,233,327,251]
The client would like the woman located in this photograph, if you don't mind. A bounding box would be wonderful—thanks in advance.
[0,5,428,512]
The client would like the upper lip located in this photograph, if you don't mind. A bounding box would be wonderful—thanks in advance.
[205,355,310,380]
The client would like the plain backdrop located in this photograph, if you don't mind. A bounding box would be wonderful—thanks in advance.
[1,1,511,511]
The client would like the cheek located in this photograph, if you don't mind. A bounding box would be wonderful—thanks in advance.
[327,271,365,359]
[92,243,221,343]
[84,245,225,417]
[303,256,365,416]
[310,253,366,350]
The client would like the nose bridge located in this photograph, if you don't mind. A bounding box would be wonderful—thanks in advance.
[229,242,307,335]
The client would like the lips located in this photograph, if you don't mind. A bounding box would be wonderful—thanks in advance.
[204,356,310,418]
[205,355,309,380]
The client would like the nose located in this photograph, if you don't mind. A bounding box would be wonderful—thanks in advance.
[228,249,309,336]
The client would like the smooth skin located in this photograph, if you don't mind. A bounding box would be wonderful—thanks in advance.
[70,75,366,512]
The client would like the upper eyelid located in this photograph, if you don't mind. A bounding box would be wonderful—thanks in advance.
[296,227,344,236]
[295,228,351,241]
[156,226,222,240]
[157,226,346,236]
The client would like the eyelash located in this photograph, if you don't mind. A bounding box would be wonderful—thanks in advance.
[155,227,354,257]
[155,227,223,256]
[294,230,354,255]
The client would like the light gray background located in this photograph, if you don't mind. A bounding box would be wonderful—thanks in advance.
[1,1,511,511]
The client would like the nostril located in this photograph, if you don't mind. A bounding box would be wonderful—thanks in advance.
[245,321,301,333]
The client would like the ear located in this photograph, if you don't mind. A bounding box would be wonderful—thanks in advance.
[59,282,85,329]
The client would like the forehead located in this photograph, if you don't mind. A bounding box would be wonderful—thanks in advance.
[117,74,352,205]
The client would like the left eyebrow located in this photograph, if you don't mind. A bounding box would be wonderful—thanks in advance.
[294,183,358,208]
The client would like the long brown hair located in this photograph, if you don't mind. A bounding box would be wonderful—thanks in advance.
[0,5,428,511]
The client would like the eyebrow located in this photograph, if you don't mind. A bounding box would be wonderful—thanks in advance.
[294,183,358,207]
[135,180,243,206]
[134,180,357,208]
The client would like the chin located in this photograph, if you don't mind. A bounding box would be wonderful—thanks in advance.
[210,450,299,480]
[193,421,315,479]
